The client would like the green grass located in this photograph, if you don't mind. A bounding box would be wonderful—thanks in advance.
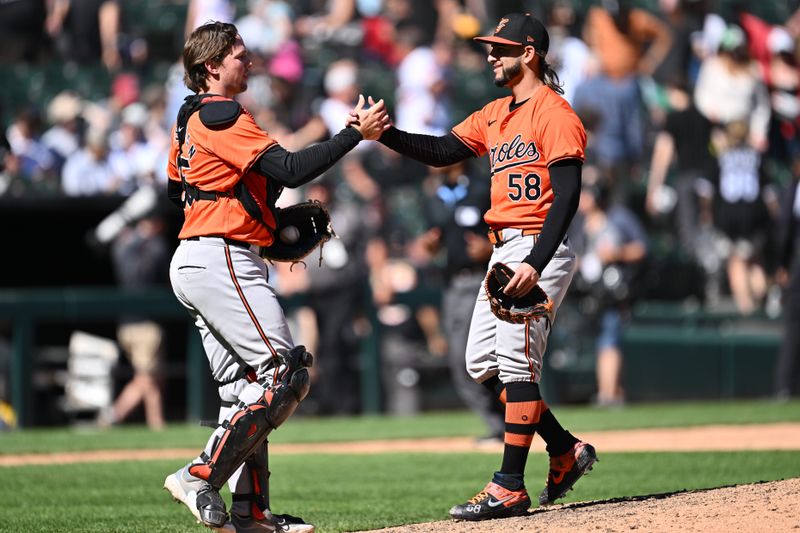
[0,451,798,533]
[1,399,799,532]
[2,399,798,454]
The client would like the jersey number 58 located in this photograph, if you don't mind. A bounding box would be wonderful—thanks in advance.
[507,172,541,201]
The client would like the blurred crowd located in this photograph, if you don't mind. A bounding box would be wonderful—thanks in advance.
[1,0,800,413]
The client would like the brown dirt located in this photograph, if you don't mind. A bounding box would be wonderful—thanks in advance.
[353,423,800,533]
[363,478,800,533]
[2,423,799,532]
[2,422,799,466]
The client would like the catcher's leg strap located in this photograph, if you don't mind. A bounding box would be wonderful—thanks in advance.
[189,346,313,489]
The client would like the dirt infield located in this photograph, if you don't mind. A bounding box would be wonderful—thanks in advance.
[2,422,799,466]
[2,423,799,532]
[353,423,800,533]
[363,478,800,533]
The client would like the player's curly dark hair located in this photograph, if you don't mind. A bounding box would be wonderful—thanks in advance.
[183,21,239,93]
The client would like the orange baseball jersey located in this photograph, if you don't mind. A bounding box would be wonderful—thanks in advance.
[167,96,278,246]
[451,86,586,231]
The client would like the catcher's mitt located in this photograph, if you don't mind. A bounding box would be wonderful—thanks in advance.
[260,200,335,266]
[484,262,553,324]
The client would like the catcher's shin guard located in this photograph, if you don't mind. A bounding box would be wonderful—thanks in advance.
[246,440,271,517]
[189,346,313,489]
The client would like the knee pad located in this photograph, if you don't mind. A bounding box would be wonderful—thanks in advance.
[264,347,312,428]
[190,346,313,489]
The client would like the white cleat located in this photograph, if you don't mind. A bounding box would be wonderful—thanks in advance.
[164,466,228,527]
[164,469,203,524]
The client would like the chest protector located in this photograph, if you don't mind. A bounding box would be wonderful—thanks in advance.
[171,94,280,231]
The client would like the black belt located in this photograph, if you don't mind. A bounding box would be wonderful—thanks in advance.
[185,236,254,249]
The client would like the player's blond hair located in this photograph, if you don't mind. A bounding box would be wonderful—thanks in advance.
[183,21,239,93]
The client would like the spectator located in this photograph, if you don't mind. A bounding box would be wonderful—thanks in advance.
[572,181,648,407]
[652,0,706,87]
[61,127,119,196]
[694,24,771,151]
[367,237,443,415]
[300,179,373,415]
[765,27,799,183]
[79,72,143,139]
[712,120,775,314]
[775,168,800,400]
[546,0,591,105]
[235,0,294,58]
[98,196,170,430]
[393,27,451,136]
[137,85,173,183]
[419,160,504,441]
[574,0,672,194]
[285,59,362,150]
[690,10,727,63]
[47,0,122,71]
[645,76,716,257]
[5,107,59,195]
[294,0,360,52]
[108,103,162,194]
[236,0,304,91]
[41,91,84,174]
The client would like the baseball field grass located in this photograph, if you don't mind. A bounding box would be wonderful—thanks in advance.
[1,399,799,533]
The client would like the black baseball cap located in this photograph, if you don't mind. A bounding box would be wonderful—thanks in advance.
[474,13,549,55]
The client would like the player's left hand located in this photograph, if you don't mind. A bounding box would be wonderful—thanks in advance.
[503,262,540,298]
[347,95,391,140]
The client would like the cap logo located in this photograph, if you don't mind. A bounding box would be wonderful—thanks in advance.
[527,36,535,42]
[495,18,509,34]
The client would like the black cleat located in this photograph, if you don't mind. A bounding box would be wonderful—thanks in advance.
[538,441,598,505]
[449,481,531,521]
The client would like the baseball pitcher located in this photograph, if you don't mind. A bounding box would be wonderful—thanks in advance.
[363,12,598,521]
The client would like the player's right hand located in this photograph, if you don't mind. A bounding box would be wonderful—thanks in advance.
[503,262,540,298]
[349,94,391,141]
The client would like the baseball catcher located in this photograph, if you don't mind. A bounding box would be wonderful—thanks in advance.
[260,200,335,266]
[165,19,388,533]
[485,262,553,324]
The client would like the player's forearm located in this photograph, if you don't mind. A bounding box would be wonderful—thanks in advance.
[256,127,362,188]
[523,160,582,274]
[378,127,474,167]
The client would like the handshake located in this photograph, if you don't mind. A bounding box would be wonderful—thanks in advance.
[346,94,391,141]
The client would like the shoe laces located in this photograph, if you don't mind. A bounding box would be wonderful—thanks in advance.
[468,490,490,504]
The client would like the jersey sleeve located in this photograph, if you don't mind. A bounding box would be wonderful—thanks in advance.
[167,125,179,182]
[451,107,488,157]
[538,104,586,166]
[203,109,277,173]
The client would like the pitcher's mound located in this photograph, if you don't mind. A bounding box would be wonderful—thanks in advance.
[363,477,800,533]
